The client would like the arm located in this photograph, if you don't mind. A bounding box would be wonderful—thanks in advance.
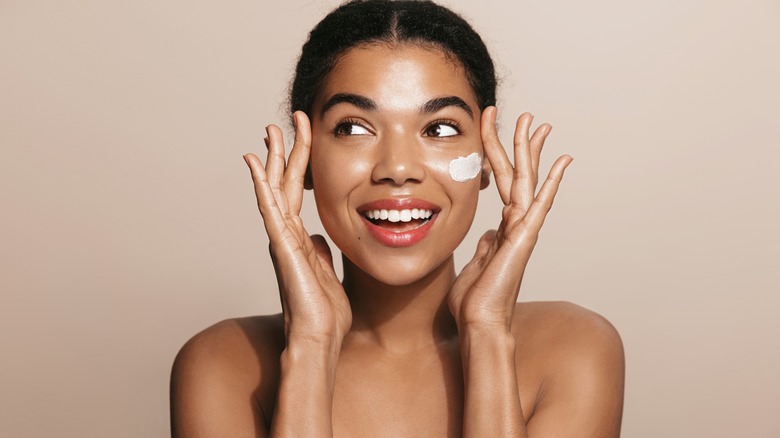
[458,305,625,438]
[271,336,343,436]
[457,111,625,436]
[245,112,351,437]
[525,304,625,437]
[171,112,350,437]
[449,107,573,436]
[460,324,526,437]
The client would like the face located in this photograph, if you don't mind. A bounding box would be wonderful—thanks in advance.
[309,43,486,286]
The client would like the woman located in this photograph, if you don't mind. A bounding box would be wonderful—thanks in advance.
[170,1,625,436]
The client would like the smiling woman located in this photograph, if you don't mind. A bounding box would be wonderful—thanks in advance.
[170,1,624,437]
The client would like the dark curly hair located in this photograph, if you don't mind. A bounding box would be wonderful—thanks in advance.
[289,0,496,120]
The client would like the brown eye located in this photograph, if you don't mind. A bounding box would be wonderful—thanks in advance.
[425,123,459,138]
[335,122,371,136]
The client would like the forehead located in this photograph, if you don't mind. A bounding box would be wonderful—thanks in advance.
[314,43,479,114]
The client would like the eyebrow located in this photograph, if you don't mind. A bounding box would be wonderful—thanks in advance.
[319,93,474,118]
[320,93,377,117]
[420,96,473,118]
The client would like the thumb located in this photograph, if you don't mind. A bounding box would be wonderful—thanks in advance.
[460,229,498,275]
[473,229,497,261]
[310,234,335,272]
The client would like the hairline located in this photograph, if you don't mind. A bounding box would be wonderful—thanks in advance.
[309,39,478,118]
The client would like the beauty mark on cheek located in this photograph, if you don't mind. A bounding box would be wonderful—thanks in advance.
[448,152,482,182]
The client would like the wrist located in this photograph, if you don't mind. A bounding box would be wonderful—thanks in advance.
[459,324,516,363]
[460,325,515,346]
[457,319,513,338]
[284,333,344,364]
[286,319,348,346]
[274,335,341,437]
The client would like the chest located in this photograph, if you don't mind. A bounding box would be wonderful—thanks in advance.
[331,348,464,438]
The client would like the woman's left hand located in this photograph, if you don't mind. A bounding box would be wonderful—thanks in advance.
[448,107,573,332]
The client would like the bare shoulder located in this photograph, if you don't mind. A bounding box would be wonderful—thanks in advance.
[173,314,286,369]
[514,301,623,354]
[170,314,285,437]
[513,301,625,437]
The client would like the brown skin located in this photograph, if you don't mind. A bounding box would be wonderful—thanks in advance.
[170,44,625,437]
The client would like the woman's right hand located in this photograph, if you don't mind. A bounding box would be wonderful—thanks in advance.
[244,111,352,347]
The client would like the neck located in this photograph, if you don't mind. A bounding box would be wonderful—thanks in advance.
[342,254,459,354]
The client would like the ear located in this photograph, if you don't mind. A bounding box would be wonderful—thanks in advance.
[304,162,313,190]
[479,156,491,190]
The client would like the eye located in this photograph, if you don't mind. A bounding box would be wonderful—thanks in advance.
[334,121,371,136]
[424,122,460,138]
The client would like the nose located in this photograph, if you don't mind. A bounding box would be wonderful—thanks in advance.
[370,132,426,185]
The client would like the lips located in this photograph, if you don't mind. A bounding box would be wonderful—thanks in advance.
[357,198,440,247]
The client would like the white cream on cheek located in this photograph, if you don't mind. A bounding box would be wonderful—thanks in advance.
[448,152,482,182]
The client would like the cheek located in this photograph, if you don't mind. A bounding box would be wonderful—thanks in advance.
[424,147,483,188]
[310,145,372,240]
[425,151,482,211]
[447,152,482,182]
[310,143,371,196]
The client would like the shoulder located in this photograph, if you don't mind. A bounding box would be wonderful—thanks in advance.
[173,314,286,370]
[170,315,285,437]
[513,300,624,381]
[514,301,623,355]
[513,301,625,437]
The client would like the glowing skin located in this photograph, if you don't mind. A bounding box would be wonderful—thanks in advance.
[448,152,482,182]
[180,7,625,437]
[309,44,486,286]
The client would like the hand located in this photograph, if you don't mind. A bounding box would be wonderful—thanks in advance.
[244,111,352,345]
[448,107,572,331]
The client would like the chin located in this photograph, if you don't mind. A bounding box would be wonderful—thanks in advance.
[344,250,454,288]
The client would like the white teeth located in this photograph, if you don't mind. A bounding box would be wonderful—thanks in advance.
[364,208,433,222]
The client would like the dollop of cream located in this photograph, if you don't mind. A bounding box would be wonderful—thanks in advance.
[448,152,482,182]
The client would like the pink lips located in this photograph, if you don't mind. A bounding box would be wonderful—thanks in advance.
[357,198,440,248]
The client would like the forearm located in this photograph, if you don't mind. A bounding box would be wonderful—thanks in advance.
[460,325,528,438]
[270,337,342,437]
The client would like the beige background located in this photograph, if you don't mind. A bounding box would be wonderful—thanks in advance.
[1,0,778,436]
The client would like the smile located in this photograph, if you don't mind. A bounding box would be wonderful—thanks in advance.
[364,208,433,223]
[357,199,440,248]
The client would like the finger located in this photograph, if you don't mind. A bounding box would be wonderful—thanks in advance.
[310,234,337,277]
[243,153,290,239]
[511,113,535,211]
[284,111,312,215]
[522,155,573,235]
[529,123,552,185]
[265,124,286,190]
[481,106,513,205]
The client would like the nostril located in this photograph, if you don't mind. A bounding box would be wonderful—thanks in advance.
[370,137,427,184]
[371,163,425,185]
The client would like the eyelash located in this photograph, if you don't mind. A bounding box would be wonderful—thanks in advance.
[424,119,462,137]
[332,118,371,137]
[331,118,463,137]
